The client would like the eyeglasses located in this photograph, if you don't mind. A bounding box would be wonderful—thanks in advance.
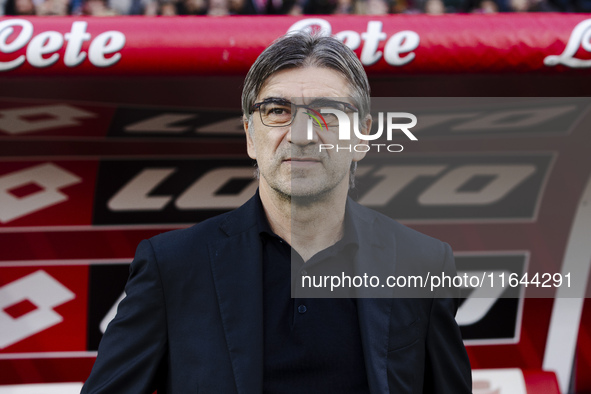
[250,98,358,128]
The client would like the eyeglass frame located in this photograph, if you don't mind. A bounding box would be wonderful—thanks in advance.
[249,98,358,128]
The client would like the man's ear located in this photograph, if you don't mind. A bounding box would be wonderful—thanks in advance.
[352,113,372,162]
[244,116,257,160]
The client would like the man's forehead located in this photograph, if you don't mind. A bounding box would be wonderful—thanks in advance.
[256,97,356,109]
[256,67,352,102]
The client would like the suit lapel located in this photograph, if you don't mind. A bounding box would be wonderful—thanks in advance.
[209,196,264,394]
[349,200,397,394]
[208,196,398,394]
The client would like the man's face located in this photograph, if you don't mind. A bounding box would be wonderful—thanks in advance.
[244,66,369,200]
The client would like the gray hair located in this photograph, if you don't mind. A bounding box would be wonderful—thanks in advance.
[242,32,370,188]
[242,32,370,121]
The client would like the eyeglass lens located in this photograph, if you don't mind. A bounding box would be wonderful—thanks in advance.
[259,100,350,127]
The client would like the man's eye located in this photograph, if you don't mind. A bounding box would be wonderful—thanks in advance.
[265,106,291,116]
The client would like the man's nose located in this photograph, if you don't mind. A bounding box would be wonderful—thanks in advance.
[287,109,318,146]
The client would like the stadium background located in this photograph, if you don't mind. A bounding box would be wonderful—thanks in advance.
[1,14,591,394]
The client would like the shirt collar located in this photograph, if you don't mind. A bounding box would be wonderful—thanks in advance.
[254,189,277,240]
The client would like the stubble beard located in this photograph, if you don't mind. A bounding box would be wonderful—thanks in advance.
[263,161,349,207]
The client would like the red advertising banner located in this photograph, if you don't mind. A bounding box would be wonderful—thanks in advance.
[1,15,591,77]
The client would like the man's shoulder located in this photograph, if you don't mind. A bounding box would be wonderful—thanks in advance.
[147,193,259,254]
[148,211,232,252]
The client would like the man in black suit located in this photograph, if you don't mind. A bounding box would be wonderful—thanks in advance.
[81,32,472,393]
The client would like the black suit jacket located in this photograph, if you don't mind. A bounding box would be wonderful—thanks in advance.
[81,195,472,393]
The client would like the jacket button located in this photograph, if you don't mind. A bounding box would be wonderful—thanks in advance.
[298,304,307,314]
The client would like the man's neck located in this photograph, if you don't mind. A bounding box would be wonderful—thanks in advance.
[259,183,348,262]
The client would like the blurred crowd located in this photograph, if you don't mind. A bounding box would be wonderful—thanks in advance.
[1,0,590,18]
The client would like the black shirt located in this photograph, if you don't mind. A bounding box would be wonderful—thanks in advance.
[255,194,371,394]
